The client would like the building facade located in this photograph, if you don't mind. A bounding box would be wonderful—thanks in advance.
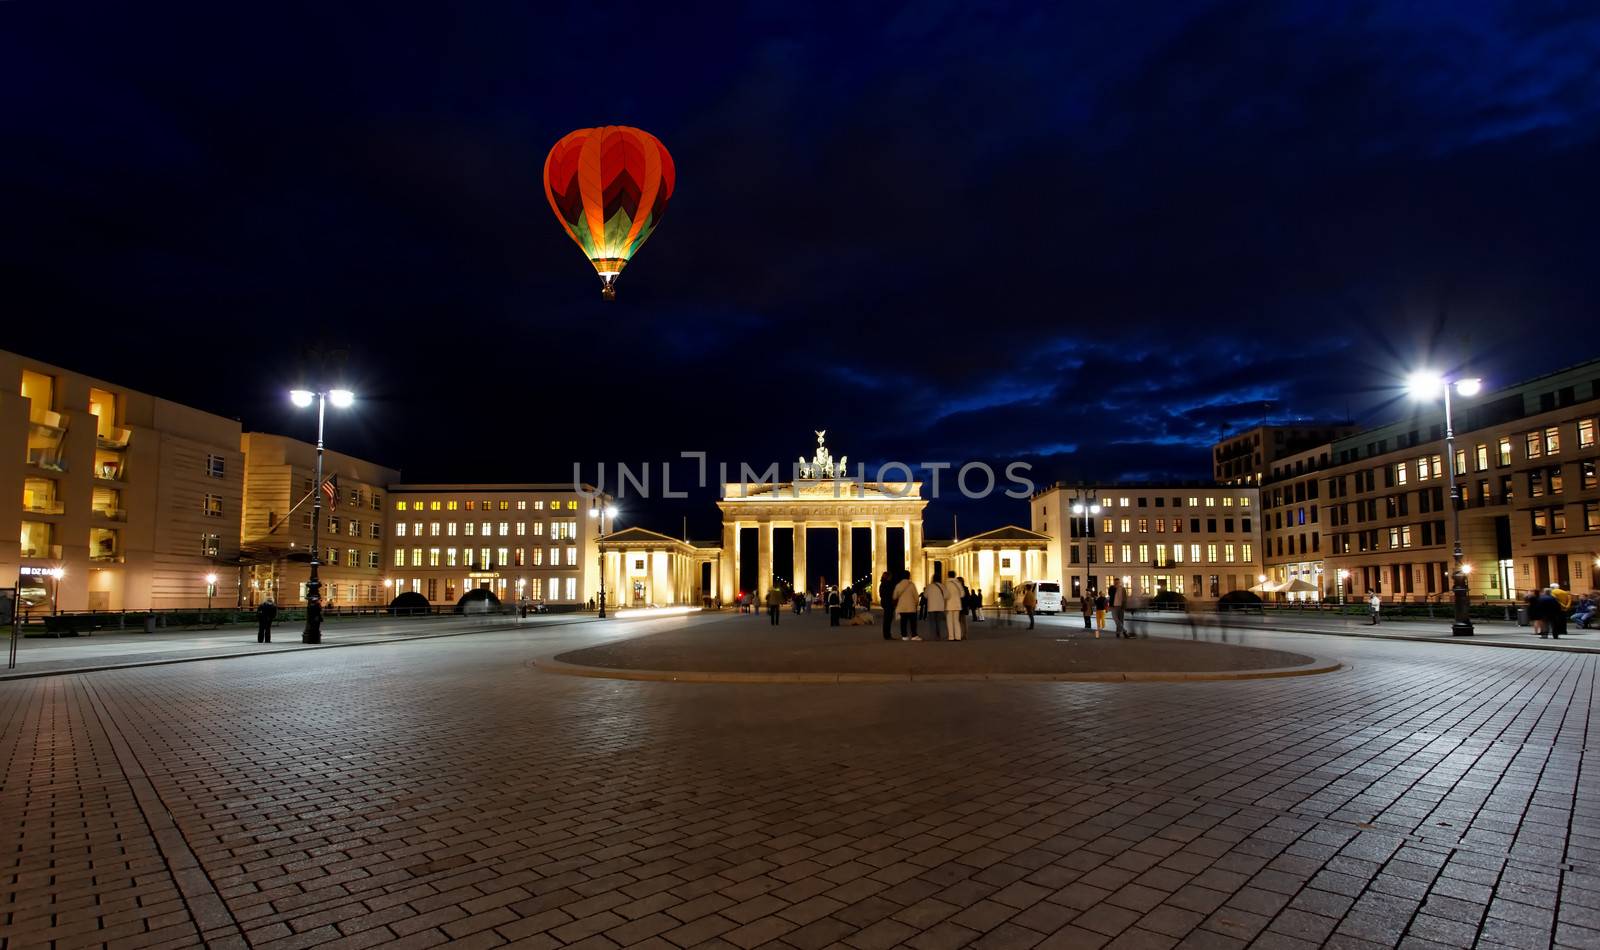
[383,484,607,608]
[1258,443,1337,597]
[597,527,721,608]
[1030,483,1263,601]
[3,349,244,612]
[1213,424,1356,485]
[239,432,401,608]
[923,526,1051,605]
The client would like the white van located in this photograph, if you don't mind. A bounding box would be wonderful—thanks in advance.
[1020,581,1062,614]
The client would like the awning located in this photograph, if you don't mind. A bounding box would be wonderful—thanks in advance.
[1248,579,1281,593]
[1280,577,1319,593]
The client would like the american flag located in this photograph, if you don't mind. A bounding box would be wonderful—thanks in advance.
[321,474,339,506]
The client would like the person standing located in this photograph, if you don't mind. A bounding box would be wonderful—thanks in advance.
[893,570,921,640]
[1021,583,1038,630]
[766,586,782,625]
[1093,590,1106,638]
[878,571,896,641]
[828,587,842,626]
[256,597,276,643]
[1368,590,1381,625]
[1550,583,1571,639]
[1080,590,1093,630]
[1537,587,1563,639]
[924,566,948,640]
[944,573,965,640]
[1110,581,1130,638]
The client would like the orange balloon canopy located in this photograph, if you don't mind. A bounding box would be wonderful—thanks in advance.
[543,126,675,300]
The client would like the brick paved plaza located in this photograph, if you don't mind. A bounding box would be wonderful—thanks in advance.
[2,612,1597,949]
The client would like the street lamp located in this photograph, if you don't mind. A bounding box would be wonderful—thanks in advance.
[590,502,618,618]
[1070,494,1101,604]
[204,572,217,612]
[1336,568,1349,610]
[289,387,354,643]
[1408,371,1483,636]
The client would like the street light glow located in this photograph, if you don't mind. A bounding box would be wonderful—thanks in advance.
[1406,371,1445,399]
[605,505,618,519]
[1454,377,1483,397]
[290,389,314,408]
[329,389,354,408]
[205,572,218,584]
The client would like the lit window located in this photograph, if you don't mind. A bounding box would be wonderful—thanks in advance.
[430,501,441,511]
[1188,497,1199,507]
[448,523,457,536]
[464,523,474,536]
[534,501,544,510]
[1137,518,1148,532]
[202,493,223,517]
[500,501,510,511]
[201,533,220,557]
[532,548,543,565]
[1498,437,1512,466]
[498,547,509,566]
[394,549,405,566]
[429,548,440,566]
[206,454,226,478]
[447,500,458,511]
[1120,519,1131,533]
[1545,426,1561,456]
[430,522,440,536]
[1238,497,1250,507]
[1138,544,1148,563]
[517,500,527,510]
[567,501,578,510]
[1222,497,1233,507]
[411,548,421,566]
[499,522,509,536]
[1526,431,1542,459]
[516,523,526,536]
[447,548,457,566]
[1119,497,1130,507]
[1580,418,1596,450]
[396,501,407,511]
[465,500,475,511]
[1121,544,1132,563]
[1224,544,1235,563]
[1190,544,1200,562]
[1394,464,1408,485]
[1204,497,1215,507]
[481,521,492,536]
[396,523,407,537]
[1242,542,1252,561]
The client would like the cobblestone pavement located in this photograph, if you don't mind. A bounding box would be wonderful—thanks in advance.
[1,616,1597,949]
[0,614,582,679]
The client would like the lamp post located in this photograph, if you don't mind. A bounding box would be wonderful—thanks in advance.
[1408,371,1482,636]
[49,567,64,615]
[590,502,618,618]
[289,387,354,643]
[1070,494,1102,604]
[204,572,217,612]
[1336,568,1348,611]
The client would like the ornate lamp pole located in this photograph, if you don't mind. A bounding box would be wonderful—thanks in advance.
[1408,372,1482,636]
[1070,492,1102,603]
[289,387,353,644]
[590,502,618,618]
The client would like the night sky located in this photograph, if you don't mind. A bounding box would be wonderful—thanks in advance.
[6,2,1600,537]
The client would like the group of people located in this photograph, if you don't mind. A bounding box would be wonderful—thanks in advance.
[1527,582,1596,639]
[1073,583,1136,638]
[877,565,981,640]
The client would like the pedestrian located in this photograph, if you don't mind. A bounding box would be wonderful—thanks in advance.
[518,596,529,619]
[1550,583,1572,638]
[1093,590,1106,637]
[1368,590,1381,625]
[970,586,984,623]
[256,597,276,643]
[956,577,974,638]
[1109,581,1128,637]
[1021,583,1038,630]
[828,587,842,626]
[943,573,964,640]
[1537,587,1563,639]
[765,586,782,625]
[842,585,855,620]
[893,570,921,640]
[1080,591,1093,630]
[1527,589,1546,638]
[925,566,948,640]
[878,570,897,641]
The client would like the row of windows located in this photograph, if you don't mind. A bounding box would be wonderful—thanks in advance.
[1097,517,1252,534]
[1071,542,1253,566]
[392,546,580,568]
[305,481,382,510]
[389,576,578,602]
[321,548,384,568]
[394,520,578,539]
[394,499,582,512]
[1531,502,1600,536]
[305,514,384,539]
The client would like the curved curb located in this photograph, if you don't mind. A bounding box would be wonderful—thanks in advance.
[531,654,1342,684]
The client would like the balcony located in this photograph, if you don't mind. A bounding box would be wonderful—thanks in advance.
[20,544,63,560]
[94,460,126,482]
[96,426,132,450]
[93,506,127,522]
[26,447,68,472]
[23,499,65,515]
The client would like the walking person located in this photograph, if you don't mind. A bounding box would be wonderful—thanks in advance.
[1021,583,1038,630]
[256,597,276,643]
[1108,581,1128,637]
[878,570,897,641]
[893,570,921,640]
[924,566,949,640]
[1367,590,1381,625]
[765,586,782,625]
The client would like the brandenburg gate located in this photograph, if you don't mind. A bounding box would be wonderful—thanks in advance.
[716,432,927,598]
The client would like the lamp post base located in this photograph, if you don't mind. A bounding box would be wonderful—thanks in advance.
[1450,620,1474,636]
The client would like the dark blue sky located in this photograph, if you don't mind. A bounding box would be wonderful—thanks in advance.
[5,2,1599,535]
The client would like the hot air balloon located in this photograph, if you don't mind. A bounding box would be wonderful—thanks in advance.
[543,126,675,300]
